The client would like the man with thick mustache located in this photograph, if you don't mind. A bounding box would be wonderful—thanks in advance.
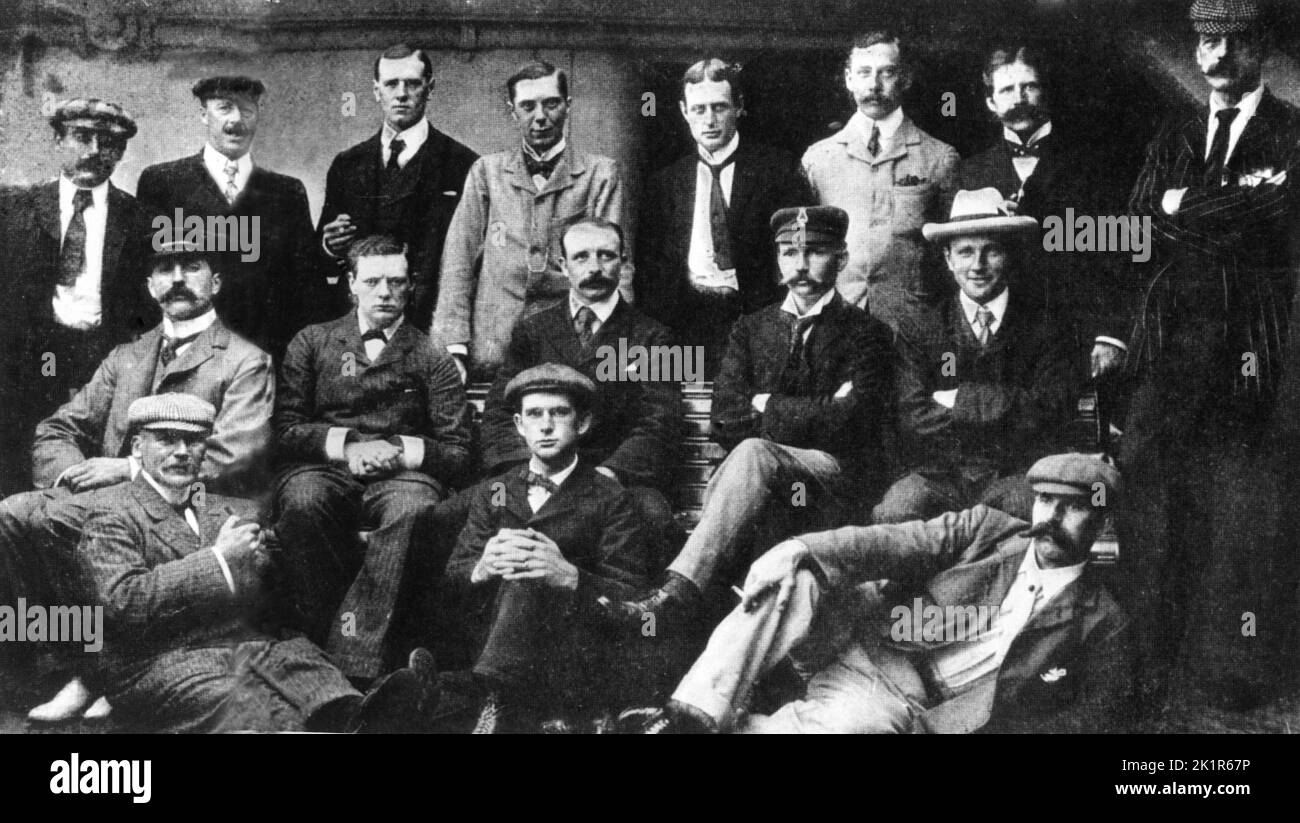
[956,46,1133,379]
[0,99,156,496]
[1122,0,1300,711]
[137,76,327,360]
[319,44,478,331]
[432,60,631,380]
[621,454,1134,734]
[0,237,272,722]
[802,30,959,329]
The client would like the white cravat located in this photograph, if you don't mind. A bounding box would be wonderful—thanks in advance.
[1003,120,1052,184]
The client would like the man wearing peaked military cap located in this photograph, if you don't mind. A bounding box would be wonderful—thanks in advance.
[1121,0,1300,713]
[622,453,1134,735]
[602,204,895,631]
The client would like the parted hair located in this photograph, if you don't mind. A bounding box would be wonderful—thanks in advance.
[846,29,912,74]
[374,43,434,82]
[982,46,1047,97]
[680,58,745,109]
[559,217,626,258]
[506,61,569,103]
[346,234,408,274]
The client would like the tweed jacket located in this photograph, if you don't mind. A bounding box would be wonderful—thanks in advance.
[431,148,630,374]
[802,504,1132,733]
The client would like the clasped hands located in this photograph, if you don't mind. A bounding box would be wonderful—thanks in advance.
[344,439,403,479]
[471,527,579,590]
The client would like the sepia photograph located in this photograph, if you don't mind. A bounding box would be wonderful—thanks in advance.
[0,0,1296,762]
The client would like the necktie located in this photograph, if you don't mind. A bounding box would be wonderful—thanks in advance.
[520,469,558,493]
[58,188,93,287]
[704,154,737,271]
[1005,140,1040,158]
[1204,107,1239,187]
[524,151,560,180]
[159,332,200,366]
[574,305,596,348]
[785,314,817,373]
[223,160,240,205]
[867,124,882,158]
[974,306,994,346]
[386,137,405,172]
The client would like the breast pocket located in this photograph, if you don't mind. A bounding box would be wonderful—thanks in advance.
[890,184,937,236]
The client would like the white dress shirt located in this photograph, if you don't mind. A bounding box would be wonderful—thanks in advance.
[1162,83,1266,216]
[688,132,741,291]
[958,287,1009,340]
[849,107,905,152]
[779,287,836,340]
[569,290,620,339]
[202,143,252,200]
[382,117,430,170]
[1003,119,1053,184]
[161,308,218,361]
[525,454,579,513]
[52,176,109,330]
[324,312,423,471]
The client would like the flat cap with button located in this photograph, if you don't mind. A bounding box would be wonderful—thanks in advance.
[127,394,217,434]
[1026,453,1122,501]
[504,363,597,410]
[50,98,137,140]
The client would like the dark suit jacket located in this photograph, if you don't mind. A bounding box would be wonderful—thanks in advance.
[802,504,1132,734]
[636,139,811,324]
[481,298,680,490]
[76,477,267,669]
[274,313,471,487]
[893,292,1074,475]
[317,125,478,329]
[32,319,273,493]
[711,293,894,481]
[1127,89,1300,400]
[957,128,1133,345]
[136,153,326,359]
[444,461,651,609]
[0,180,157,493]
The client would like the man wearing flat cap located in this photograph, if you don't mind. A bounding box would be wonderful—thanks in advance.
[873,188,1075,525]
[72,393,440,733]
[0,97,157,496]
[622,454,1134,734]
[0,236,272,722]
[444,364,668,732]
[136,76,328,360]
[1123,0,1300,711]
[604,206,894,631]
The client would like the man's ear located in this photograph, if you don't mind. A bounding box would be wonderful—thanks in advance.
[209,271,222,297]
[986,96,999,117]
[678,99,689,122]
[130,433,143,461]
[513,412,526,440]
[372,82,383,106]
[577,412,593,437]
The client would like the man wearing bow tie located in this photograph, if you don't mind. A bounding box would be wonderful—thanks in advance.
[1121,0,1300,712]
[444,365,664,732]
[801,30,959,329]
[603,207,893,631]
[0,238,272,722]
[636,58,811,377]
[137,76,327,360]
[319,45,478,332]
[272,234,471,684]
[956,46,1134,380]
[0,98,157,497]
[432,61,631,380]
[872,189,1074,525]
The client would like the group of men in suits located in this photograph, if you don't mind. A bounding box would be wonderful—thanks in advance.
[2,0,1298,732]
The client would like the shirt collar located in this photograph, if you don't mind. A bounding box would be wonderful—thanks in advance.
[162,308,217,341]
[140,469,184,506]
[1023,538,1087,597]
[382,117,430,152]
[698,131,740,166]
[780,287,837,320]
[523,137,567,164]
[528,454,579,488]
[358,310,404,340]
[570,289,620,325]
[58,175,108,209]
[202,143,252,178]
[1210,82,1264,122]
[1003,119,1052,147]
[850,107,905,143]
[959,287,1010,326]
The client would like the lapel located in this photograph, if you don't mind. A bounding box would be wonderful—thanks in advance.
[947,296,983,353]
[35,180,62,244]
[334,314,372,368]
[499,470,539,524]
[1230,90,1287,174]
[527,462,590,524]
[802,294,849,366]
[537,149,585,198]
[503,149,537,197]
[369,320,419,370]
[1179,108,1210,173]
[382,134,432,206]
[154,321,226,391]
[547,300,595,365]
[107,328,165,456]
[129,476,200,561]
[871,116,922,167]
[187,152,235,210]
[103,184,131,277]
[582,296,630,357]
[355,132,384,210]
[727,140,760,226]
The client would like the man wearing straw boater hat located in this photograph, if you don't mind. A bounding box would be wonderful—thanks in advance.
[873,187,1076,525]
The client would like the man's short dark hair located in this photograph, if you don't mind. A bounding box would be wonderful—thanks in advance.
[373,43,434,83]
[506,61,569,103]
[846,29,911,75]
[982,46,1046,97]
[346,234,408,275]
[681,58,745,109]
[559,217,625,258]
